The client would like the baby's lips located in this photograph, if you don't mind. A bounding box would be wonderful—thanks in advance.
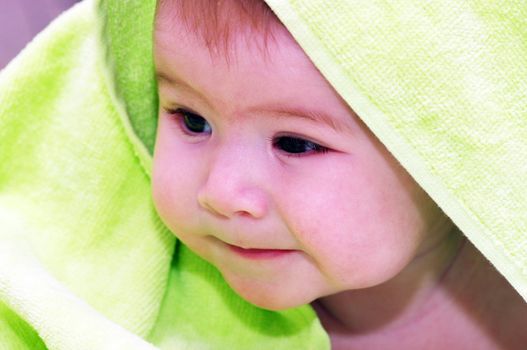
[226,243,297,260]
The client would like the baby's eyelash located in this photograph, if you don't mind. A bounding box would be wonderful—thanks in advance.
[271,135,329,157]
[166,107,212,136]
[163,107,329,156]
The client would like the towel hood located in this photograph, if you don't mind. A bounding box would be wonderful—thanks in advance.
[100,0,527,301]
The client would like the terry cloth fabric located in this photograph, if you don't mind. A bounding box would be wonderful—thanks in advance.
[0,0,526,349]
[0,0,327,348]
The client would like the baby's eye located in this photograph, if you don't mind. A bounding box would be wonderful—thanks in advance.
[273,136,328,156]
[173,108,212,135]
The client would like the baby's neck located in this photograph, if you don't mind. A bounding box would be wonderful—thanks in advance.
[312,236,527,350]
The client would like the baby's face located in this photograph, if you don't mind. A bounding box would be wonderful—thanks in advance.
[152,9,448,310]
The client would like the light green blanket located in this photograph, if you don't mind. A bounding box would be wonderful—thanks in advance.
[0,0,525,348]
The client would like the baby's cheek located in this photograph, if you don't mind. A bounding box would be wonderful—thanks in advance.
[152,178,197,238]
[285,164,415,288]
[152,172,181,233]
[152,159,196,236]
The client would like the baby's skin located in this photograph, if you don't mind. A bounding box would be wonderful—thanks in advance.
[152,2,527,348]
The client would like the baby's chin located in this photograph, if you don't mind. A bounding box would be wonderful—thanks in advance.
[222,271,319,311]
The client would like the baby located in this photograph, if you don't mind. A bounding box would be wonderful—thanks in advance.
[152,0,527,348]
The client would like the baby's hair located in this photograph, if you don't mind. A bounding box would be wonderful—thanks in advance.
[156,0,282,57]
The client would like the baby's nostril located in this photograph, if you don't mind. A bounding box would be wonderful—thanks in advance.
[235,210,253,218]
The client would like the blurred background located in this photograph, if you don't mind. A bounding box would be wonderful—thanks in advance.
[0,0,79,69]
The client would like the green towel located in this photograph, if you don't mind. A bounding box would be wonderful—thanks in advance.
[1,0,526,349]
[0,0,327,348]
[266,0,527,304]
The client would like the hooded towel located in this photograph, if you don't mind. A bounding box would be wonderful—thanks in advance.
[0,0,526,348]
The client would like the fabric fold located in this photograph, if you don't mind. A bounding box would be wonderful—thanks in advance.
[0,1,175,347]
[265,0,527,302]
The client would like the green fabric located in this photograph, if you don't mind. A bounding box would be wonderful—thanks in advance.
[99,0,159,157]
[106,0,527,301]
[149,245,326,349]
[0,0,328,348]
[265,0,527,301]
[0,1,172,348]
[1,0,526,348]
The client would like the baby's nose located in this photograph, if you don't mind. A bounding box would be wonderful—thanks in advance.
[198,185,267,219]
[197,150,268,219]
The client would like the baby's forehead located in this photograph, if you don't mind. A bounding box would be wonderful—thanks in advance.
[154,1,361,137]
[155,0,284,56]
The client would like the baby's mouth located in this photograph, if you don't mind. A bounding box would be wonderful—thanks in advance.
[226,243,297,260]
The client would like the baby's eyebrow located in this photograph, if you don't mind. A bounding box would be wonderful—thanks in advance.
[157,71,355,134]
[156,71,212,106]
[258,105,355,134]
[157,72,198,94]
